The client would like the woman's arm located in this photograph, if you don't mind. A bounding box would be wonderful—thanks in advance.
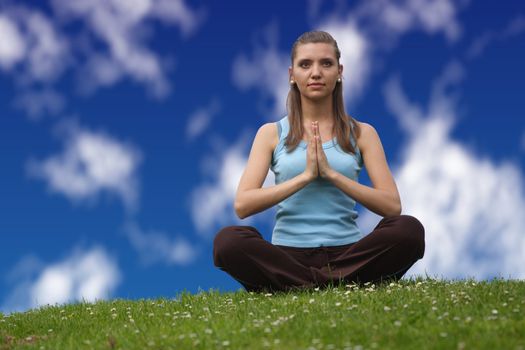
[326,122,401,217]
[234,123,312,219]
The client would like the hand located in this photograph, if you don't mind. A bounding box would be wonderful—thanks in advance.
[313,121,333,179]
[303,122,319,182]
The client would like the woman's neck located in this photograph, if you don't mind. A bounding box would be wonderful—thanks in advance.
[300,96,334,124]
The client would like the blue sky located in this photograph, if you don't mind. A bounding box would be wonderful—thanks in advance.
[1,0,524,313]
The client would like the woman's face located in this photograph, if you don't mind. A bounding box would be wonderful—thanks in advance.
[289,42,342,102]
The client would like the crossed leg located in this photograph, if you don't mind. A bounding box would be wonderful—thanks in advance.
[213,215,425,292]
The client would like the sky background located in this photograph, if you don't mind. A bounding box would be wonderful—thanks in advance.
[1,0,524,313]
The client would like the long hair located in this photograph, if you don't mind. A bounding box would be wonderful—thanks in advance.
[285,31,361,155]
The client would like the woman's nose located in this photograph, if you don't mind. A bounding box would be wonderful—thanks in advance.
[311,64,321,78]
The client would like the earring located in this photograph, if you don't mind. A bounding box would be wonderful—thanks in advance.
[337,78,341,82]
[290,80,295,85]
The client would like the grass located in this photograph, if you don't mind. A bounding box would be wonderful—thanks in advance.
[1,277,524,350]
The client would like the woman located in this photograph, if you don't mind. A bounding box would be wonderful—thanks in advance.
[213,31,425,292]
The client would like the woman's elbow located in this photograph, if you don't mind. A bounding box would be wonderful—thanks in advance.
[385,200,402,217]
[234,200,248,219]
[391,206,402,217]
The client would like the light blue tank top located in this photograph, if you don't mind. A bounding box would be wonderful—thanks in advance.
[270,115,364,247]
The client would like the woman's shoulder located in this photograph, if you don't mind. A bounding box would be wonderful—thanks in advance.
[257,122,280,153]
[354,120,375,134]
[353,120,379,152]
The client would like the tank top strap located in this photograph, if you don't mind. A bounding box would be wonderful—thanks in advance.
[277,116,289,142]
[348,118,363,166]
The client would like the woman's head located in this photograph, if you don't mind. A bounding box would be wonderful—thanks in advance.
[288,31,343,102]
[285,31,360,156]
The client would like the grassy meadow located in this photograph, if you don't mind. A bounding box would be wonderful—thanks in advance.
[1,277,524,349]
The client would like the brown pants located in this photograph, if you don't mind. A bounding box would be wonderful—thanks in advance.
[213,215,425,292]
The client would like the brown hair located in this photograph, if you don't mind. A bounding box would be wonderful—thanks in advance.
[285,31,361,155]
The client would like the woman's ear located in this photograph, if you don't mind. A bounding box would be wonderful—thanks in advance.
[339,64,343,77]
[288,66,293,82]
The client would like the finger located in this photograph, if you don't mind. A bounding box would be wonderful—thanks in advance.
[318,137,323,153]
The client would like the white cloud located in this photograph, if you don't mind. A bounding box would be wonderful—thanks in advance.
[25,11,70,82]
[467,15,525,59]
[185,99,220,141]
[50,0,204,97]
[0,9,68,82]
[0,0,204,104]
[231,22,289,119]
[2,247,121,313]
[80,54,124,91]
[407,0,461,40]
[190,132,275,237]
[51,0,165,96]
[13,88,65,120]
[150,0,206,38]
[465,31,494,60]
[358,64,525,280]
[502,14,525,38]
[124,222,199,266]
[28,122,141,211]
[380,74,425,134]
[354,0,463,44]
[0,14,26,69]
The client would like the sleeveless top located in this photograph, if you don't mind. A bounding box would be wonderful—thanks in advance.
[270,115,364,247]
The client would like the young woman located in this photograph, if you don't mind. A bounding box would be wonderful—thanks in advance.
[213,31,425,292]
